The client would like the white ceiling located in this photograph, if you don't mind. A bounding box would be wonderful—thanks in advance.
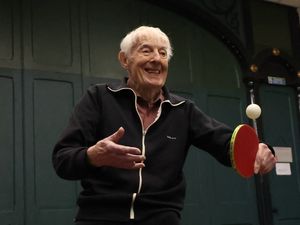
[264,0,300,8]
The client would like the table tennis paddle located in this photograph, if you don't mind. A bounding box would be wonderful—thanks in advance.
[230,124,259,178]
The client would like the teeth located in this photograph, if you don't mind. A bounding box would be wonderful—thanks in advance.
[146,69,160,74]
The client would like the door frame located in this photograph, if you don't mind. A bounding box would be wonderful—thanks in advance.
[244,48,300,225]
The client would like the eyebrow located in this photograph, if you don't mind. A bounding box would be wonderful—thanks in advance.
[138,44,152,50]
[138,44,167,51]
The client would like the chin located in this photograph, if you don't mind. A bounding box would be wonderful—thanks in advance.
[147,78,166,86]
[146,79,164,87]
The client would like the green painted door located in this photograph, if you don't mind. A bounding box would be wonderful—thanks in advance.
[182,88,260,225]
[23,72,82,225]
[259,85,300,225]
[0,70,24,225]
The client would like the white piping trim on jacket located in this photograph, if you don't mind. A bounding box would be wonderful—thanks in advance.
[107,86,186,107]
[162,99,185,107]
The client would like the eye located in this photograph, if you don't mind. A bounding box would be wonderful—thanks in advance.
[141,47,151,55]
[159,50,167,58]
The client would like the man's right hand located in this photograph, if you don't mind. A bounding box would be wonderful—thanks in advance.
[86,127,145,169]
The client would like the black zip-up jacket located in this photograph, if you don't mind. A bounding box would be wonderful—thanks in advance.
[52,79,233,222]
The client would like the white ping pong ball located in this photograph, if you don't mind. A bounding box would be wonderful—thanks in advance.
[246,104,261,119]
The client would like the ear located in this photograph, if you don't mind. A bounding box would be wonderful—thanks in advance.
[118,51,129,69]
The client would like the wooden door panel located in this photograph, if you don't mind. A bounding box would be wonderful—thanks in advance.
[260,85,300,225]
[24,72,82,225]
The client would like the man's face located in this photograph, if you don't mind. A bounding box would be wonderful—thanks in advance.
[123,36,169,90]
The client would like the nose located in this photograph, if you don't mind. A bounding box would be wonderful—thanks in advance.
[150,49,161,61]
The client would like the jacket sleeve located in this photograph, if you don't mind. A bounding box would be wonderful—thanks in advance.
[52,85,102,180]
[188,101,233,167]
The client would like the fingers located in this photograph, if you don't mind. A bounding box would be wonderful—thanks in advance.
[102,127,141,155]
[87,143,145,169]
[87,127,145,169]
[109,141,141,155]
[107,127,125,143]
[105,127,141,154]
[113,155,146,170]
[254,159,260,174]
[103,151,146,170]
[254,143,277,175]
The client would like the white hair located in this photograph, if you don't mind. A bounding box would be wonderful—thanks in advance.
[120,26,173,60]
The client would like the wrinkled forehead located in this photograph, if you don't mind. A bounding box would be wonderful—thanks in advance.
[133,32,170,50]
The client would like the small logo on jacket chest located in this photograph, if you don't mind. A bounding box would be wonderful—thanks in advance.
[166,135,177,140]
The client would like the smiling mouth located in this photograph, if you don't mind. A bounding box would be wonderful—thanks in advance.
[145,68,160,74]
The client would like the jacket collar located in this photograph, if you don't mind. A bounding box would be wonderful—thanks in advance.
[107,77,186,106]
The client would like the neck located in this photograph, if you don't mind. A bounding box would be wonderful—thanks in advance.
[127,78,162,103]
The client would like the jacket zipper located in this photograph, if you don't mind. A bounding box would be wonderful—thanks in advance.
[129,98,163,219]
[129,129,146,219]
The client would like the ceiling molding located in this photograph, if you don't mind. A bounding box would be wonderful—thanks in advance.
[264,0,300,8]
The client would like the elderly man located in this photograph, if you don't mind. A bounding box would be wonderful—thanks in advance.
[53,26,276,225]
